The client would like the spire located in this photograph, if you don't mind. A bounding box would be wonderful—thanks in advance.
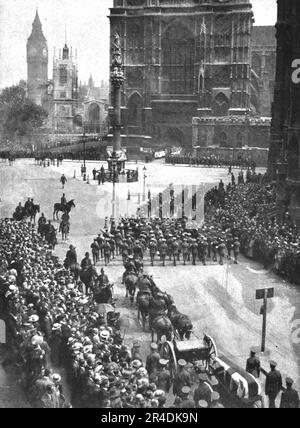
[33,8,42,29]
[89,74,95,88]
[28,8,46,41]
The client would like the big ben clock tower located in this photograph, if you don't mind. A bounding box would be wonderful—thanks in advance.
[27,10,48,106]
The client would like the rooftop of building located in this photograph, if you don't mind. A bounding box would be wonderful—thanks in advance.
[251,26,276,47]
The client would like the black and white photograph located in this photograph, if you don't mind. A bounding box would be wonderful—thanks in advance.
[0,0,299,411]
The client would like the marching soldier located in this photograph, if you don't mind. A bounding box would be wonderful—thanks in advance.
[104,240,111,267]
[171,238,179,266]
[246,349,261,379]
[149,239,157,267]
[194,374,212,407]
[182,239,189,266]
[96,234,105,259]
[218,239,226,266]
[173,359,191,397]
[160,239,168,267]
[91,239,100,265]
[156,359,171,393]
[265,361,283,408]
[121,239,129,264]
[146,343,161,376]
[191,239,198,266]
[280,378,300,409]
[180,387,195,408]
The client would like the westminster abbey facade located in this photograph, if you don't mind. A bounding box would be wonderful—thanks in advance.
[110,0,276,149]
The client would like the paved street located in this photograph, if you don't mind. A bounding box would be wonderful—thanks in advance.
[0,158,299,406]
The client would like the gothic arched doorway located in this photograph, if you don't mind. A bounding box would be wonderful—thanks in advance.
[213,93,230,116]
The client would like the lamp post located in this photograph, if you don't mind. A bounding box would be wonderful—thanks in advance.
[111,155,118,219]
[82,132,87,181]
[143,166,147,201]
[109,33,125,219]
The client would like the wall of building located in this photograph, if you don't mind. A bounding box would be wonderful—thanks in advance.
[192,116,271,150]
[110,0,254,148]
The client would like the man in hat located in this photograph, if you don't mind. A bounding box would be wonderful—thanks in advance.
[146,343,161,375]
[156,359,171,393]
[210,392,224,409]
[191,239,198,266]
[280,378,300,409]
[194,373,212,407]
[60,174,67,189]
[173,359,191,397]
[246,349,261,379]
[103,240,111,266]
[149,240,157,267]
[182,239,189,266]
[61,193,67,208]
[65,245,77,268]
[265,361,283,408]
[81,252,92,271]
[180,386,195,408]
[159,239,168,267]
[91,239,100,265]
[171,238,179,266]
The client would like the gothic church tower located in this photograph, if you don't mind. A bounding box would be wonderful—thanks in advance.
[27,10,48,106]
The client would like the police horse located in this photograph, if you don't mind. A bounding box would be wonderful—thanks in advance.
[53,200,76,221]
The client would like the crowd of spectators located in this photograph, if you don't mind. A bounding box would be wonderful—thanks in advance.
[0,219,189,408]
[166,154,256,169]
[206,181,300,284]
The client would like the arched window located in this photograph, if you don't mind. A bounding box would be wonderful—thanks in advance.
[213,93,229,116]
[88,103,100,123]
[162,24,195,94]
[127,93,142,126]
[220,132,228,147]
[288,135,299,179]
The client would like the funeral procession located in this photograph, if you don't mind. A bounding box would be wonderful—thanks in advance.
[0,0,300,412]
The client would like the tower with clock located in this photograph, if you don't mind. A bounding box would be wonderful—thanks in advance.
[27,10,48,107]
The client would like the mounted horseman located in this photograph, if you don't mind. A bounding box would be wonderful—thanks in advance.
[53,199,75,221]
[123,256,138,305]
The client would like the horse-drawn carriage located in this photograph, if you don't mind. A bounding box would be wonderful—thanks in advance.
[165,335,264,408]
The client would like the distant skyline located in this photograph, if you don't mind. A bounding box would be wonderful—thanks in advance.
[0,0,277,90]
